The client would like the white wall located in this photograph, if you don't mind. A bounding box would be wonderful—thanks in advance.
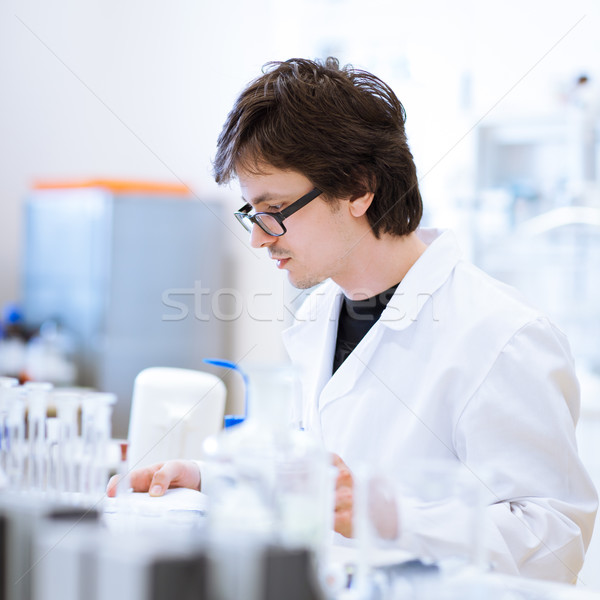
[0,0,301,375]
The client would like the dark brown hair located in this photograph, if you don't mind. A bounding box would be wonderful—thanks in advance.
[213,57,423,237]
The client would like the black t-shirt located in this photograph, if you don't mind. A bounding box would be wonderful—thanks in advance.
[332,283,400,374]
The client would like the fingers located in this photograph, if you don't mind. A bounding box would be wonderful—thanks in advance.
[130,463,165,494]
[105,463,165,497]
[331,453,345,469]
[334,508,354,538]
[331,453,353,489]
[335,485,353,511]
[332,453,355,538]
[106,474,119,497]
[148,460,201,496]
[334,487,354,538]
[147,463,175,496]
[105,460,201,498]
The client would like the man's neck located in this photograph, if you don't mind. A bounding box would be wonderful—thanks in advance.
[334,231,428,300]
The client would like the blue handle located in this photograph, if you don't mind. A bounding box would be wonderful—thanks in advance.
[203,358,248,427]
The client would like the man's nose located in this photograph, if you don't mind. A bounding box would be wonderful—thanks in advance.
[249,223,276,249]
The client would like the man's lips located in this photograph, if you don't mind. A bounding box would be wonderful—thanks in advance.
[270,254,291,268]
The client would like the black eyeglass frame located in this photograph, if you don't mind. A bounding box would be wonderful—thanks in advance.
[234,187,323,237]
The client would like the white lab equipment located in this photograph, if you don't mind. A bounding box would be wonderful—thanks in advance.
[127,367,226,470]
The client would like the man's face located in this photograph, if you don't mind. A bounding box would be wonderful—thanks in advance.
[237,166,361,289]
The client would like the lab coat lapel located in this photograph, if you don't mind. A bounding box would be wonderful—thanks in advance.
[283,285,383,415]
[318,320,384,407]
[282,283,343,434]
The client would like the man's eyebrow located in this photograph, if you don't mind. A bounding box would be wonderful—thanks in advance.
[241,192,288,208]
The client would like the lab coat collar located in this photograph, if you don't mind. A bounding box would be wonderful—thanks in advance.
[281,228,462,420]
[379,228,461,330]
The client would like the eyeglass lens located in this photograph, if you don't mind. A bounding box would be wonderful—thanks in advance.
[253,213,284,235]
[236,212,284,236]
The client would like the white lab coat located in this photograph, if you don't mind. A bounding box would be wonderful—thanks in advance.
[282,228,598,583]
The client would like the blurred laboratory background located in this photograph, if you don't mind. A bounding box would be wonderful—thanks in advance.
[1,0,599,465]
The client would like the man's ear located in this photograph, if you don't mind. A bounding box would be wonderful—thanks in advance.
[348,190,374,218]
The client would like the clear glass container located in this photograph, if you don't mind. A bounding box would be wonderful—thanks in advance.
[203,364,331,550]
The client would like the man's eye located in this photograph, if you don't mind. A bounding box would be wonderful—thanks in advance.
[266,205,282,212]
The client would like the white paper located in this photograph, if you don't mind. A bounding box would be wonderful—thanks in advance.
[104,487,209,515]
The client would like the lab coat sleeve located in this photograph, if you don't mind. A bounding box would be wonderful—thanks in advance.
[396,318,598,582]
[193,459,213,493]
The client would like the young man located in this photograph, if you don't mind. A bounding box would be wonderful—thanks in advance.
[109,58,597,582]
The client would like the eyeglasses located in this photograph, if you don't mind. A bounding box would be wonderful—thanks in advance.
[234,188,322,237]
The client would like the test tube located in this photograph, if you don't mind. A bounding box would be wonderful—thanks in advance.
[0,377,19,477]
[80,392,116,503]
[92,393,116,499]
[24,381,53,492]
[116,441,131,496]
[6,385,26,490]
[45,416,61,496]
[53,390,81,499]
[79,393,95,499]
[113,441,134,521]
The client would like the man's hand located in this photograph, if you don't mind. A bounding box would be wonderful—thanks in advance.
[106,459,201,498]
[331,453,400,540]
[332,453,355,538]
